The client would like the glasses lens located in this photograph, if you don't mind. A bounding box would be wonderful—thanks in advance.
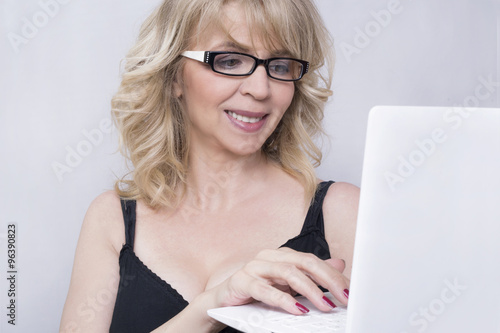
[213,53,255,75]
[268,59,303,81]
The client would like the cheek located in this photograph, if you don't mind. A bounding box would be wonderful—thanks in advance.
[182,68,236,109]
[277,84,296,112]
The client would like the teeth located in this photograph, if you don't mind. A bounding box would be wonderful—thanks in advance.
[227,111,263,123]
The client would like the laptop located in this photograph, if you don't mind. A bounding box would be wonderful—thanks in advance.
[208,106,500,333]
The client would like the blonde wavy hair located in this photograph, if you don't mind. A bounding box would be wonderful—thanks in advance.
[112,0,334,209]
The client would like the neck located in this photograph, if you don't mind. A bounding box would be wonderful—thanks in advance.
[183,147,271,212]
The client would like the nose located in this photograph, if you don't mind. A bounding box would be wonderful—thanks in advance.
[239,65,271,100]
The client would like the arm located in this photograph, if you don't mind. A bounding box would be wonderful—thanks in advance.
[323,182,360,279]
[150,290,225,332]
[60,191,124,332]
[60,192,225,333]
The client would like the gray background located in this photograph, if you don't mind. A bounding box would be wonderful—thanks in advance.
[0,0,498,331]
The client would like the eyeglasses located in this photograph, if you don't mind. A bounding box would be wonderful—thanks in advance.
[181,51,309,82]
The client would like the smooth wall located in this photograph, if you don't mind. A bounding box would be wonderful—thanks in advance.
[1,0,498,331]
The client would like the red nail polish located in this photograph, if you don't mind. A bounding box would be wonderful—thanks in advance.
[322,296,336,309]
[295,302,310,313]
[343,289,350,299]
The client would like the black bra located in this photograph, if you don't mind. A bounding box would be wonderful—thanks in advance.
[109,181,335,333]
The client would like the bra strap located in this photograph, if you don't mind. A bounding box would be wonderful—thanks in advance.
[300,181,335,235]
[120,199,137,248]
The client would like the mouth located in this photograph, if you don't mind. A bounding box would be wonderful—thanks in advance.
[224,110,269,132]
[225,110,265,124]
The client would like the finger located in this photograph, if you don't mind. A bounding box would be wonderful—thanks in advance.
[258,249,350,305]
[244,260,336,312]
[324,259,350,303]
[273,284,294,295]
[227,268,312,315]
[325,258,345,273]
[248,281,311,315]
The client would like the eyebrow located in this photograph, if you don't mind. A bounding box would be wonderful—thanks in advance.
[211,41,250,53]
[211,41,290,58]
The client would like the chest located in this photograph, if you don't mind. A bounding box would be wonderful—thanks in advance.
[132,200,308,302]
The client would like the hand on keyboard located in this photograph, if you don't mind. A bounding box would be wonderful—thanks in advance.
[208,247,350,317]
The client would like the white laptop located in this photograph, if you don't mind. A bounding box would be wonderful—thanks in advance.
[208,106,500,333]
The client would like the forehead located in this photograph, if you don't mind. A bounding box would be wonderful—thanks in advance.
[190,1,287,56]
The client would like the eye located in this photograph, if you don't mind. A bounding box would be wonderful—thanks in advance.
[214,55,244,70]
[269,60,291,75]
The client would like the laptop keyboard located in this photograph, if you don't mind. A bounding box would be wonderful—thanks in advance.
[267,307,348,332]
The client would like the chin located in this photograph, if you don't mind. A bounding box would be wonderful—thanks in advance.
[229,139,266,156]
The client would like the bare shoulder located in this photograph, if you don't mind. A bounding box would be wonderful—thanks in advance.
[81,190,125,254]
[60,190,125,331]
[86,190,122,219]
[323,182,360,215]
[322,182,360,278]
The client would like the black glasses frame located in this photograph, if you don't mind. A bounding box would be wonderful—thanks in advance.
[183,51,309,82]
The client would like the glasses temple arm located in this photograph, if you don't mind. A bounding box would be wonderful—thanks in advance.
[181,51,208,63]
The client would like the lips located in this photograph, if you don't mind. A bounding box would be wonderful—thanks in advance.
[224,110,268,132]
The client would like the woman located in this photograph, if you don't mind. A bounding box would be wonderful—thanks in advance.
[60,0,359,332]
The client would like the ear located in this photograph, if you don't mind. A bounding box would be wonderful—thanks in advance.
[172,65,184,98]
[173,79,182,98]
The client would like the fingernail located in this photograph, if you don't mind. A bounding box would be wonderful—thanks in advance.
[322,296,336,309]
[343,289,350,299]
[295,302,310,313]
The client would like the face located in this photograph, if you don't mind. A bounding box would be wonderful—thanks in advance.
[174,2,295,158]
